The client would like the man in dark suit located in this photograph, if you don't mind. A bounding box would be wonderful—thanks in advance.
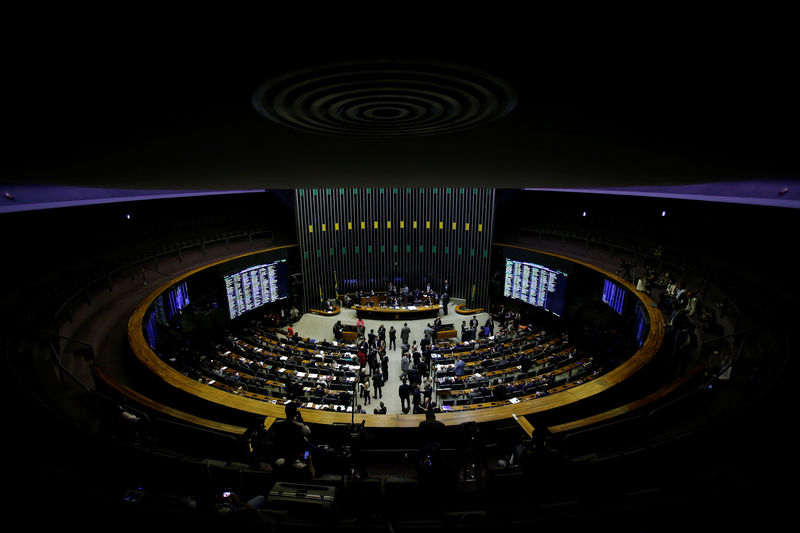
[411,384,422,412]
[399,379,412,413]
[372,370,384,399]
[441,292,449,315]
[381,352,389,380]
[419,408,445,447]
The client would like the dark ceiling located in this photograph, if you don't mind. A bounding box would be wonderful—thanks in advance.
[3,12,798,200]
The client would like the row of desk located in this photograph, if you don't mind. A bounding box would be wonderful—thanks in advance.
[198,349,598,415]
[439,369,601,412]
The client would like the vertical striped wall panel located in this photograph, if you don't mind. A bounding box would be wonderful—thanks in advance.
[295,188,495,311]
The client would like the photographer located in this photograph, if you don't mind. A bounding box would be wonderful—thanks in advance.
[270,402,314,479]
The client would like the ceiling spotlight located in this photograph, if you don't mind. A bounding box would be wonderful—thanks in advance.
[662,210,666,216]
[582,211,587,217]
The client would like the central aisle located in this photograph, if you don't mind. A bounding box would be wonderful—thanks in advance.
[290,301,491,415]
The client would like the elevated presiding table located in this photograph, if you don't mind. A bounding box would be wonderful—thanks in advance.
[353,303,442,320]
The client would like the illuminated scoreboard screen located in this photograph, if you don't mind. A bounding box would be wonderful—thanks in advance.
[503,259,568,316]
[224,259,290,319]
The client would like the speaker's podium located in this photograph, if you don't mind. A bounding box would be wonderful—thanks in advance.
[267,482,337,516]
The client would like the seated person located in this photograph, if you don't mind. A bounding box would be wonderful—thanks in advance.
[269,402,312,471]
[419,407,445,445]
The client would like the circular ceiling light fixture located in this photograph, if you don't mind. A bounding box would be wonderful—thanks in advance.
[252,59,518,137]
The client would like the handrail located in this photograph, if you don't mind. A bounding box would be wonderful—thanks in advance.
[522,225,744,323]
[92,364,250,436]
[548,366,702,436]
[557,413,646,444]
[700,336,747,389]
[29,328,95,351]
[42,227,275,330]
[699,327,760,347]
[48,341,91,395]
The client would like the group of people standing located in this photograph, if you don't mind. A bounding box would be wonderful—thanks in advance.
[354,318,441,415]
[352,324,390,414]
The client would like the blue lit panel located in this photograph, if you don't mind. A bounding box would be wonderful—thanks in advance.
[634,302,649,347]
[145,310,158,349]
[602,279,625,314]
[166,282,190,318]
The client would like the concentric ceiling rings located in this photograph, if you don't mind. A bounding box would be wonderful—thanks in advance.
[252,60,518,137]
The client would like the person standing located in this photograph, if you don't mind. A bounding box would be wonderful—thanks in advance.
[389,326,397,351]
[399,379,412,413]
[454,357,466,377]
[359,377,371,406]
[367,349,379,376]
[401,323,411,345]
[372,370,384,399]
[381,352,390,380]
[411,385,422,413]
[400,352,411,380]
[441,292,449,315]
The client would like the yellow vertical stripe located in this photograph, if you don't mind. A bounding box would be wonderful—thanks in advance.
[374,221,378,229]
[335,222,339,231]
[413,220,417,229]
[361,221,365,229]
[308,225,313,233]
[452,222,457,230]
[478,223,483,232]
[387,221,391,229]
[426,221,431,229]
[400,220,405,229]
[348,221,352,230]
[322,223,326,232]
[465,223,470,231]
[438,221,443,229]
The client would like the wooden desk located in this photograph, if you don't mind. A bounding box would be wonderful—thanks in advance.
[310,305,341,316]
[436,329,458,340]
[354,304,441,320]
[455,304,485,315]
